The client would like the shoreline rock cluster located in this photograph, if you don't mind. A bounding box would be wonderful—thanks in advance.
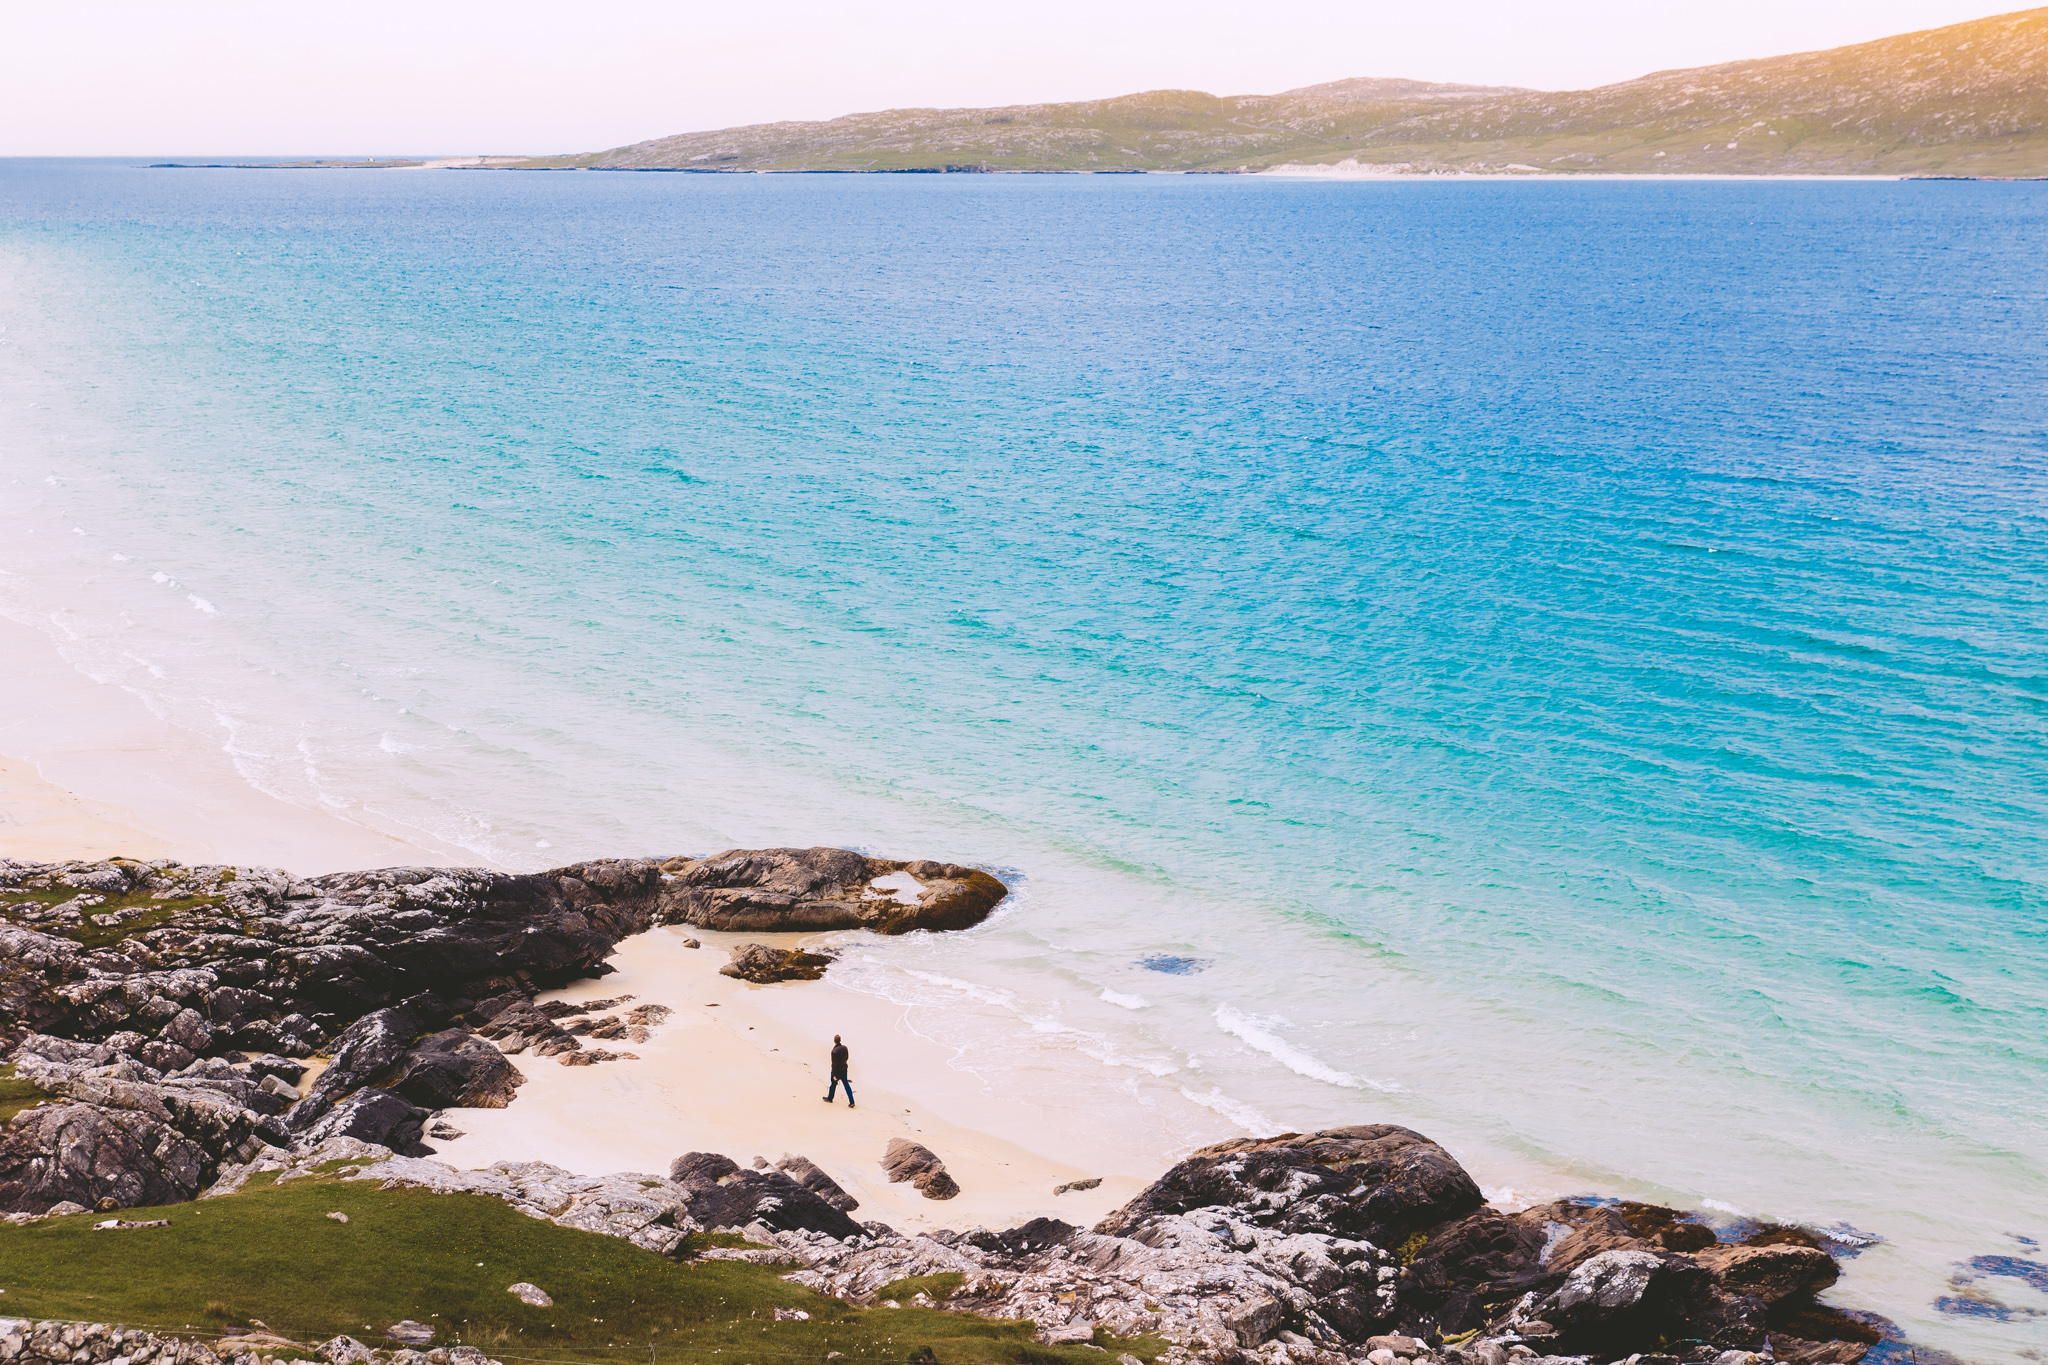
[193,1125,1900,1365]
[0,854,1902,1364]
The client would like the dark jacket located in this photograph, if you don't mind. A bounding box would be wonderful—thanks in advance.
[830,1042,849,1076]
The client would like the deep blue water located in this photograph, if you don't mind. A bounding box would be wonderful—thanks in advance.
[2,161,2045,1357]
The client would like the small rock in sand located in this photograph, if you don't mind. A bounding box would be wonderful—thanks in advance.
[883,1137,960,1200]
[1054,1177,1102,1195]
[681,937,701,948]
[719,942,835,983]
[507,1282,553,1307]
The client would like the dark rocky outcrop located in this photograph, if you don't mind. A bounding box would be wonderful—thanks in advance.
[775,1153,859,1212]
[0,1100,209,1212]
[718,943,836,984]
[297,1088,430,1154]
[882,1137,959,1200]
[1096,1124,1482,1249]
[0,1034,291,1212]
[1696,1241,1842,1303]
[0,858,667,1056]
[393,1028,526,1110]
[657,848,1008,935]
[1399,1208,1549,1335]
[1531,1246,1717,1358]
[666,1149,865,1239]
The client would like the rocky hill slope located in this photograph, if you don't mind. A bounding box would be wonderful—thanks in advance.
[519,7,2047,176]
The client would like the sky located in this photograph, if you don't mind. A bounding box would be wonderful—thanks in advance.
[0,0,2019,156]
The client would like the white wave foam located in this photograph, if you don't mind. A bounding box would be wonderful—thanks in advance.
[1700,1197,1750,1216]
[187,594,216,614]
[1101,989,1150,1010]
[1215,1004,1396,1092]
[1181,1085,1273,1135]
[840,964,1181,1076]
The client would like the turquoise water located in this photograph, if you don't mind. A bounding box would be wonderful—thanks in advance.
[3,162,2046,1358]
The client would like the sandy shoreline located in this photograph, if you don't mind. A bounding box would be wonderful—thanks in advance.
[0,616,452,873]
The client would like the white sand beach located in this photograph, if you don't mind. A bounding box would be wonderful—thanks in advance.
[433,926,1166,1233]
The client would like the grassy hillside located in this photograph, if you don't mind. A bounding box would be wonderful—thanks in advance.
[0,1165,1158,1365]
[518,7,2048,176]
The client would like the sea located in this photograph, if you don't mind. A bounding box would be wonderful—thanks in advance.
[1,159,2044,1361]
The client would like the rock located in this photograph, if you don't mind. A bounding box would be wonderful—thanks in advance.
[318,1336,377,1365]
[1695,1243,1839,1304]
[385,1321,435,1345]
[427,1118,466,1140]
[670,1150,740,1183]
[159,1008,214,1053]
[135,1040,194,1073]
[289,996,451,1130]
[0,1101,209,1213]
[1536,1248,1712,1357]
[656,847,1008,935]
[1364,1335,1427,1357]
[668,1149,864,1239]
[394,1028,526,1109]
[244,1055,307,1086]
[259,1074,297,1098]
[1036,1321,1095,1346]
[1097,1125,1483,1250]
[883,1138,959,1200]
[328,1211,349,1222]
[44,1200,90,1215]
[1399,1208,1549,1336]
[1225,1296,1284,1346]
[1766,1339,1868,1364]
[680,937,701,948]
[718,944,836,984]
[776,1153,859,1212]
[1054,1177,1102,1195]
[507,1282,553,1307]
[297,1088,430,1155]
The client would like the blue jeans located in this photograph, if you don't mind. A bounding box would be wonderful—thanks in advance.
[826,1073,854,1103]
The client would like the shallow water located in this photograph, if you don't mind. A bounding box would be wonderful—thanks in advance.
[2,161,2045,1359]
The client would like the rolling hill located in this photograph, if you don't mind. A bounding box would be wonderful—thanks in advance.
[518,7,2048,176]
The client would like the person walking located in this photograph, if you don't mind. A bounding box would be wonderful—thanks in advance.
[823,1033,854,1107]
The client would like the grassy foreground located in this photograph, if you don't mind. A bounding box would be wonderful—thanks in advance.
[0,1064,50,1123]
[0,1167,1158,1365]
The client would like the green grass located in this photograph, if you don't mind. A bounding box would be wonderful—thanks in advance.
[0,1064,52,1123]
[0,1168,1158,1365]
[0,866,233,950]
[871,1274,966,1304]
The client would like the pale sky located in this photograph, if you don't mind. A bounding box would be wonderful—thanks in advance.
[0,0,2018,156]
